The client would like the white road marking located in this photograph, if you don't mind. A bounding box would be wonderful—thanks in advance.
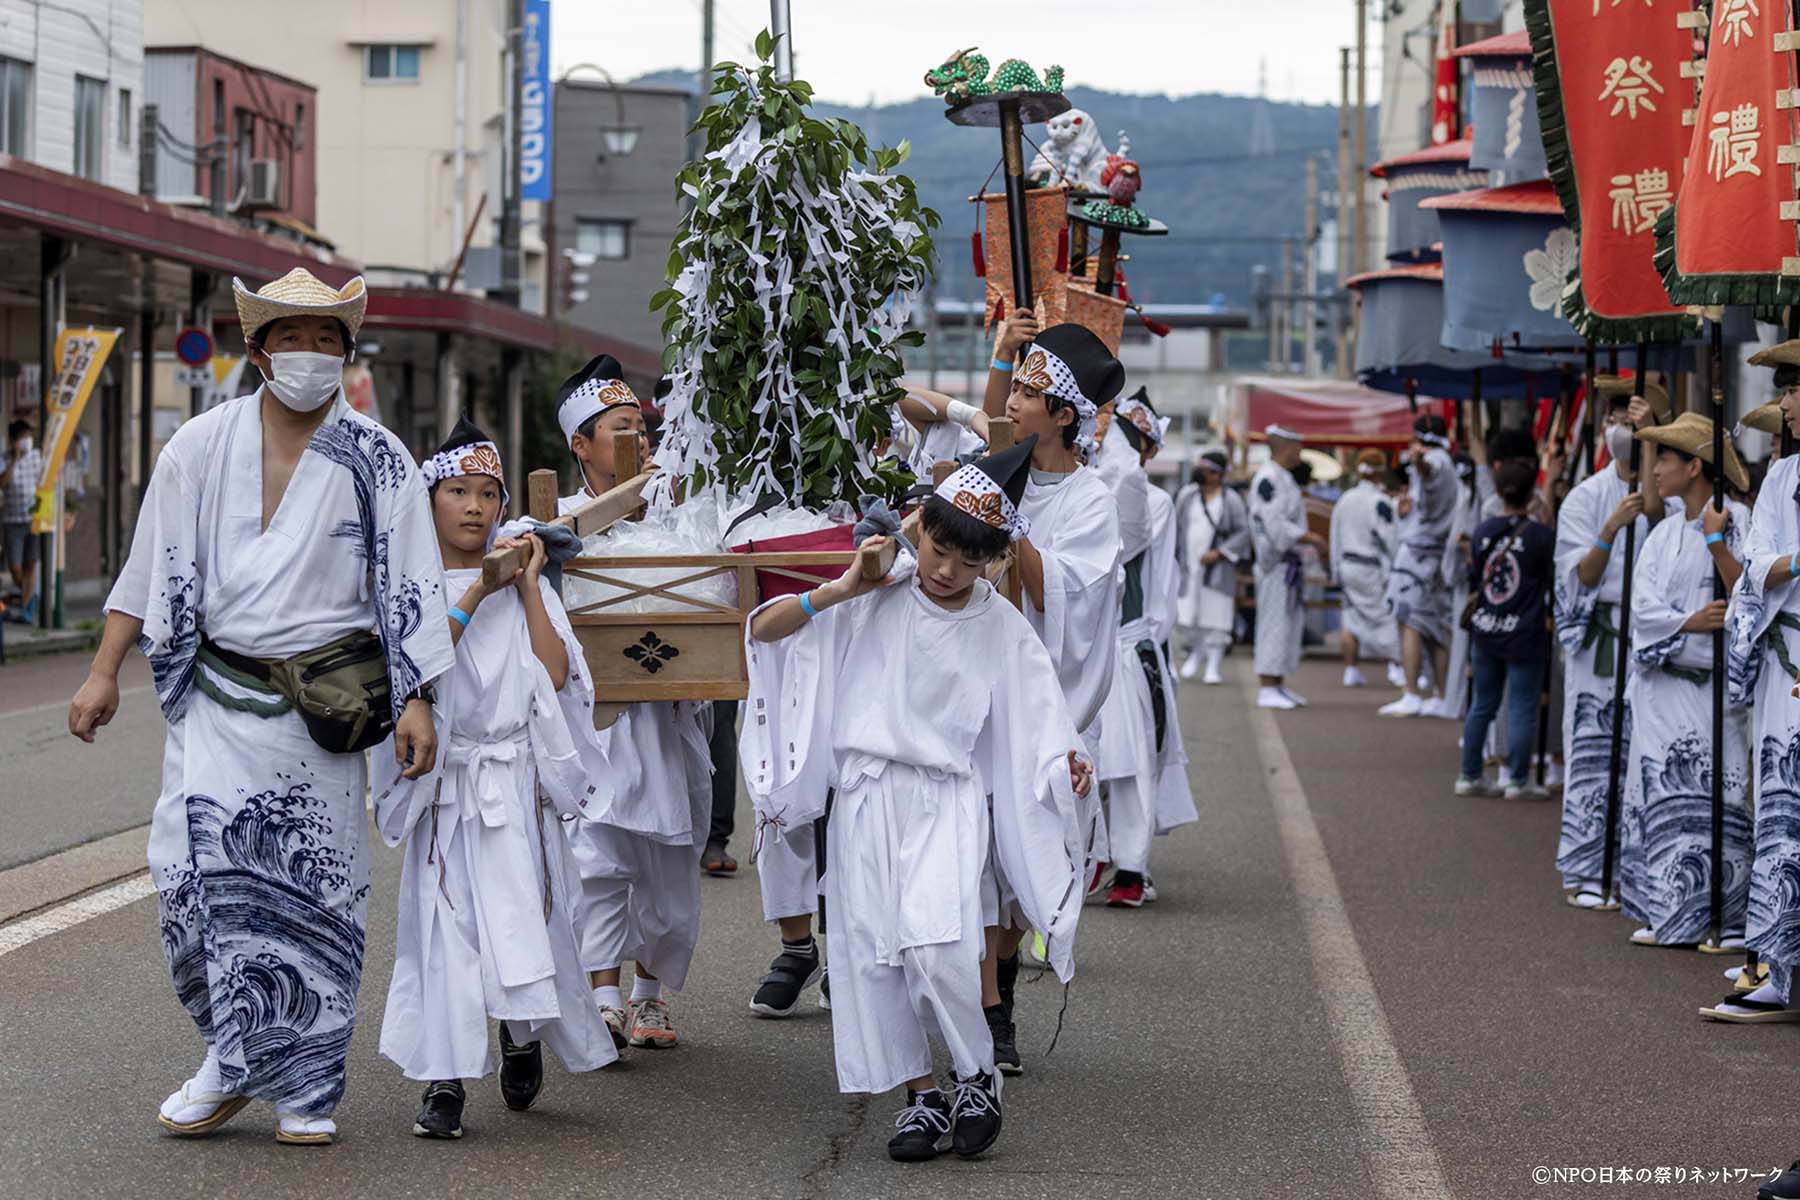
[0,873,157,958]
[0,684,154,721]
[1243,672,1454,1199]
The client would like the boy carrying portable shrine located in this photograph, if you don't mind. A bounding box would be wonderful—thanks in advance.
[374,417,616,1140]
[740,437,1092,1163]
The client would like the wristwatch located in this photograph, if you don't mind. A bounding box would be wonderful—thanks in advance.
[403,684,436,707]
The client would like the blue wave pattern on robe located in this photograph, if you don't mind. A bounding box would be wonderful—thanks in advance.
[1750,728,1800,1001]
[156,782,367,1113]
[307,417,427,717]
[1557,690,1630,885]
[140,572,200,721]
[1629,734,1751,943]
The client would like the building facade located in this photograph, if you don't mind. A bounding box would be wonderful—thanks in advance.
[549,78,688,358]
[144,0,545,308]
[0,0,144,193]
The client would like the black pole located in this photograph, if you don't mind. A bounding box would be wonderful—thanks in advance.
[1600,342,1650,904]
[1582,341,1598,478]
[1538,365,1575,787]
[1708,321,1726,947]
[1785,305,1798,460]
[1405,376,1419,415]
[998,98,1034,326]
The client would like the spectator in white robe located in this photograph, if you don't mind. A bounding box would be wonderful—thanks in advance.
[743,436,1091,1163]
[1249,425,1326,708]
[1329,449,1400,687]
[1175,450,1250,683]
[552,355,713,1053]
[376,418,616,1140]
[68,269,455,1146]
[1613,415,1751,950]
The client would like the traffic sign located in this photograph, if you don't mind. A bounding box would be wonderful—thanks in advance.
[175,328,213,367]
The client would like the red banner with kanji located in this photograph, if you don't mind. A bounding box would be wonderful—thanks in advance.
[1525,0,1694,339]
[1663,0,1800,302]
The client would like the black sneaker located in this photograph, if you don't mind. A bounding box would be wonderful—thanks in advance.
[1762,1161,1800,1200]
[749,944,823,1018]
[413,1080,464,1139]
[886,1088,952,1162]
[818,970,831,1012]
[985,1003,1022,1076]
[950,1071,1003,1158]
[497,1022,543,1111]
[997,952,1019,1016]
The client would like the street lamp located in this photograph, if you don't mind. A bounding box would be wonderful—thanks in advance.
[561,63,637,159]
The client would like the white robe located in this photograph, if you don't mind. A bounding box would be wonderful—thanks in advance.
[907,419,984,482]
[1728,454,1800,999]
[1551,466,1667,888]
[1146,488,1198,837]
[1616,504,1752,945]
[1175,483,1249,645]
[1249,460,1307,678]
[108,391,455,1115]
[375,570,616,1080]
[1328,478,1399,662]
[554,490,713,989]
[740,564,1087,1094]
[1385,446,1458,650]
[1017,465,1122,872]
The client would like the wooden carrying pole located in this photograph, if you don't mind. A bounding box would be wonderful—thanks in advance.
[483,430,653,588]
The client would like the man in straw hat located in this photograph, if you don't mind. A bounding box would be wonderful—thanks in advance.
[1613,414,1751,951]
[66,268,456,1145]
[1709,339,1800,1026]
[1248,423,1327,708]
[1548,380,1663,911]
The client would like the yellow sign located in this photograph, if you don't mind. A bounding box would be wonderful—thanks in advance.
[31,327,120,535]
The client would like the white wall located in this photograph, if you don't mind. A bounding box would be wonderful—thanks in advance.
[0,0,144,193]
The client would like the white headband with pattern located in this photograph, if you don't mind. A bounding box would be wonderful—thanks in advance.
[1116,395,1168,447]
[934,463,1031,540]
[557,375,641,442]
[423,439,509,505]
[1415,430,1450,449]
[1265,423,1304,442]
[1017,345,1096,422]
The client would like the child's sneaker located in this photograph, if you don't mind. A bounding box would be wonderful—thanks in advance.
[1454,775,1502,797]
[950,1071,1004,1158]
[749,943,822,1018]
[628,996,679,1048]
[886,1088,952,1162]
[413,1080,465,1139]
[598,1003,629,1049]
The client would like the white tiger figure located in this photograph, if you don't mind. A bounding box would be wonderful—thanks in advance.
[1028,108,1111,192]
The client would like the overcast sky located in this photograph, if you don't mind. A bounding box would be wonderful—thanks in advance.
[552,1,1362,107]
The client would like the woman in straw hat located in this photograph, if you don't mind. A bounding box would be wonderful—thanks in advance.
[66,268,457,1145]
[1613,414,1752,951]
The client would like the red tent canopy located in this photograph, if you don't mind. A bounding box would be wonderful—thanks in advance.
[1230,376,1444,448]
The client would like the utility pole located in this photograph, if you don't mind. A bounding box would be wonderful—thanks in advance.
[1353,0,1368,278]
[1304,157,1320,377]
[500,0,524,305]
[452,0,468,270]
[1278,238,1293,373]
[1337,47,1353,378]
[689,0,714,172]
[770,0,793,80]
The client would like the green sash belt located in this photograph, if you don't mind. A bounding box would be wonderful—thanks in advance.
[1766,612,1800,682]
[1659,662,1710,686]
[1580,601,1619,678]
[193,642,293,719]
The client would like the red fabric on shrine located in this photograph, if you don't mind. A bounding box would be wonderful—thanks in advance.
[1673,7,1795,279]
[730,524,858,600]
[1234,377,1425,448]
[1540,0,1688,321]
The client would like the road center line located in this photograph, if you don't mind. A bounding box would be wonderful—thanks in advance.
[1242,671,1453,1200]
[0,873,157,959]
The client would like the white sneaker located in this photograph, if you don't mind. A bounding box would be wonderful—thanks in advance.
[1179,650,1202,680]
[1545,760,1564,788]
[1202,658,1223,685]
[1281,687,1308,707]
[1379,693,1424,717]
[1420,696,1460,720]
[1454,775,1502,797]
[1505,783,1549,800]
[1343,665,1367,688]
[1257,686,1297,709]
[1386,662,1407,687]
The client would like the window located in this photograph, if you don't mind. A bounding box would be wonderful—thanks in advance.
[576,218,631,261]
[73,76,104,179]
[233,108,255,200]
[0,57,30,157]
[294,101,306,151]
[117,88,131,147]
[364,44,421,83]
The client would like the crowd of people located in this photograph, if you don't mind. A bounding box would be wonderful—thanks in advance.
[61,275,1202,1164]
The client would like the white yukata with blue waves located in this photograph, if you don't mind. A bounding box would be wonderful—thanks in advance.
[1728,454,1800,1000]
[1385,446,1458,651]
[1617,500,1751,945]
[107,392,454,1116]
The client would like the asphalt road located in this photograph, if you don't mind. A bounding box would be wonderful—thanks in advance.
[1,649,1795,1199]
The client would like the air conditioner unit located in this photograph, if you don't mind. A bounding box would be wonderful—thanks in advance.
[244,159,281,210]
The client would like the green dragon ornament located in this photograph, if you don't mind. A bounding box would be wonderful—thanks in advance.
[924,47,1065,101]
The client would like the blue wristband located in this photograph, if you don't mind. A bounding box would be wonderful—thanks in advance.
[991,358,1013,372]
[448,605,471,628]
[797,590,819,619]
[1705,531,1724,546]
[1593,537,1612,552]
[1792,551,1798,578]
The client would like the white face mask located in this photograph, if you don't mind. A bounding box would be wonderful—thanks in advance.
[1605,422,1635,465]
[13,435,30,453]
[263,351,343,413]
